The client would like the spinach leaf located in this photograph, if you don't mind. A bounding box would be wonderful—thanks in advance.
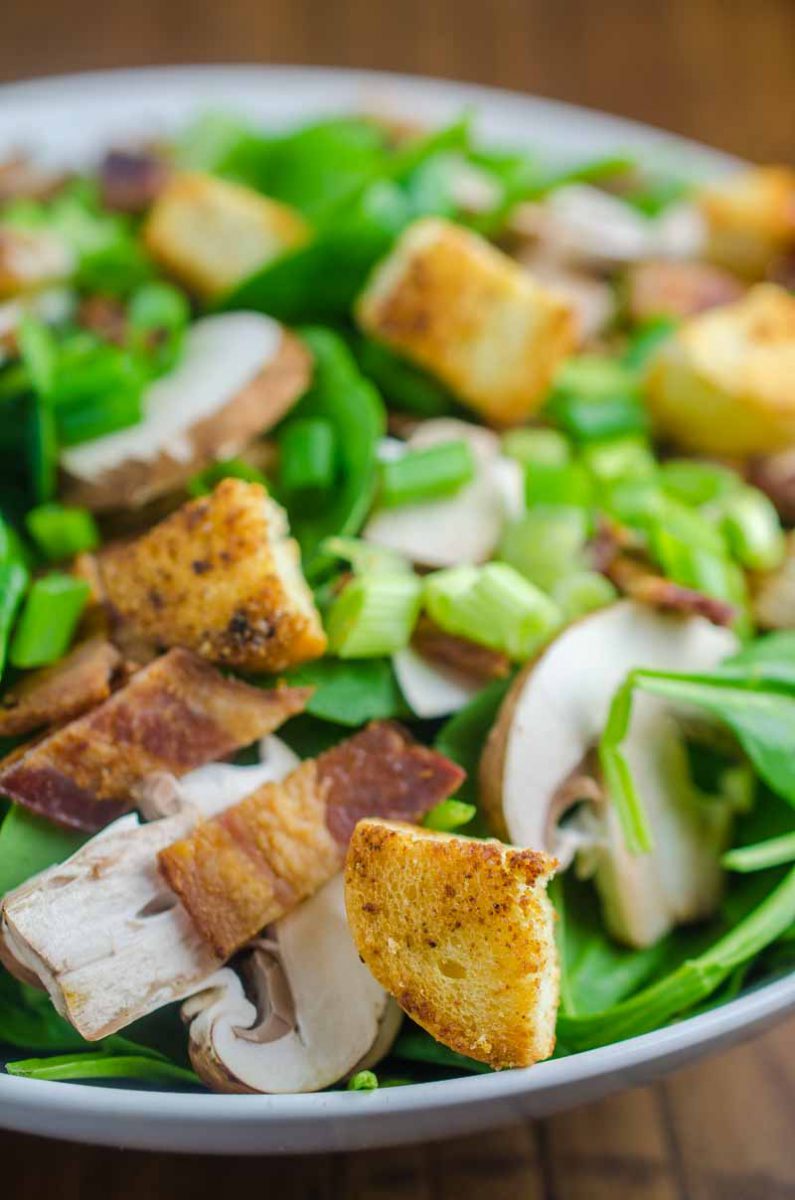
[5,1051,199,1086]
[281,657,410,726]
[222,180,408,322]
[282,328,385,580]
[435,677,512,836]
[557,863,795,1052]
[0,805,87,896]
[392,1026,491,1075]
[719,631,795,691]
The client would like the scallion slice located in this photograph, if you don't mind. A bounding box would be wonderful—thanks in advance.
[424,799,477,832]
[326,573,422,658]
[553,571,618,621]
[720,487,786,572]
[424,563,561,661]
[279,417,337,496]
[524,461,593,510]
[722,832,795,874]
[26,503,99,560]
[187,458,268,498]
[56,388,143,446]
[379,440,476,508]
[501,428,571,469]
[9,573,90,669]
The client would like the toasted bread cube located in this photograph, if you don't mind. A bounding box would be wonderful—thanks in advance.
[344,819,559,1069]
[697,167,795,278]
[356,217,576,426]
[645,284,795,457]
[143,172,310,299]
[98,479,326,672]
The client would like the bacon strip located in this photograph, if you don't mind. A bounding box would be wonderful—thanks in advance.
[99,150,170,214]
[411,615,511,685]
[159,721,465,959]
[0,648,310,832]
[0,637,123,737]
[607,555,736,628]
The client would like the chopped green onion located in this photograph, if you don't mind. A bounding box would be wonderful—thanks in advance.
[279,417,337,496]
[525,461,593,510]
[582,437,656,483]
[128,281,190,372]
[622,317,679,370]
[187,457,268,498]
[604,476,665,528]
[424,799,477,832]
[424,563,561,661]
[722,832,795,874]
[498,508,589,592]
[347,1070,379,1091]
[321,536,411,576]
[18,317,57,399]
[0,560,29,679]
[9,573,90,669]
[553,570,618,620]
[26,504,99,560]
[660,459,739,508]
[720,487,786,572]
[55,388,143,447]
[28,386,58,502]
[548,356,646,443]
[326,573,422,658]
[379,440,476,508]
[501,428,571,469]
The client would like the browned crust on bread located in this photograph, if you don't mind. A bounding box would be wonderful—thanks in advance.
[97,479,326,673]
[61,332,311,512]
[344,819,559,1069]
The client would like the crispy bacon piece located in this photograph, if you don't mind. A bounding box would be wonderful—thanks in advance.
[626,260,744,322]
[411,616,511,684]
[0,154,63,203]
[607,554,735,628]
[76,294,128,345]
[0,648,310,831]
[99,150,170,214]
[159,721,465,959]
[0,637,123,737]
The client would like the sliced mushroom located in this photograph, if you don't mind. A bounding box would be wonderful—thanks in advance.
[364,418,520,567]
[183,875,398,1094]
[480,601,738,947]
[60,313,311,511]
[0,738,298,1040]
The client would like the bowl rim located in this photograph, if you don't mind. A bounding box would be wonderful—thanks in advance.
[0,62,786,1147]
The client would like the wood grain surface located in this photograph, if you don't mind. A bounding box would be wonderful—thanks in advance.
[1,0,794,1195]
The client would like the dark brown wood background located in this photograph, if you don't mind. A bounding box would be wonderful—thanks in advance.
[1,0,794,1195]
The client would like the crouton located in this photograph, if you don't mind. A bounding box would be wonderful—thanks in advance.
[645,284,795,457]
[0,226,74,299]
[98,479,326,672]
[356,217,576,426]
[344,819,559,1069]
[697,167,795,278]
[143,172,310,300]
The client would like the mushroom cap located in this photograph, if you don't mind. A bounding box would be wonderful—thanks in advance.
[60,314,310,510]
[364,418,520,568]
[480,600,738,848]
[184,875,395,1094]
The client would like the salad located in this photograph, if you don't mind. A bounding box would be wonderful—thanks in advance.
[0,108,794,1095]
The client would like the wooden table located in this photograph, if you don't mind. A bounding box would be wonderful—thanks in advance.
[1,1,794,1194]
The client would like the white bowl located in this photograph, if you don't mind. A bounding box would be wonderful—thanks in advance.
[0,64,790,1155]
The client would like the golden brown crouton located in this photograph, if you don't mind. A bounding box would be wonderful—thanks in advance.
[344,819,559,1069]
[697,167,795,278]
[356,217,576,426]
[645,284,795,457]
[98,479,326,673]
[143,172,310,299]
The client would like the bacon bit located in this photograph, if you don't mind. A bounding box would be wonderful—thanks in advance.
[77,295,128,345]
[99,150,170,214]
[626,260,744,323]
[0,638,123,737]
[411,615,511,685]
[158,721,465,959]
[587,516,635,574]
[607,554,735,627]
[0,649,311,831]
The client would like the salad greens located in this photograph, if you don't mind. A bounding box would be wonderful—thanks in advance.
[0,102,794,1096]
